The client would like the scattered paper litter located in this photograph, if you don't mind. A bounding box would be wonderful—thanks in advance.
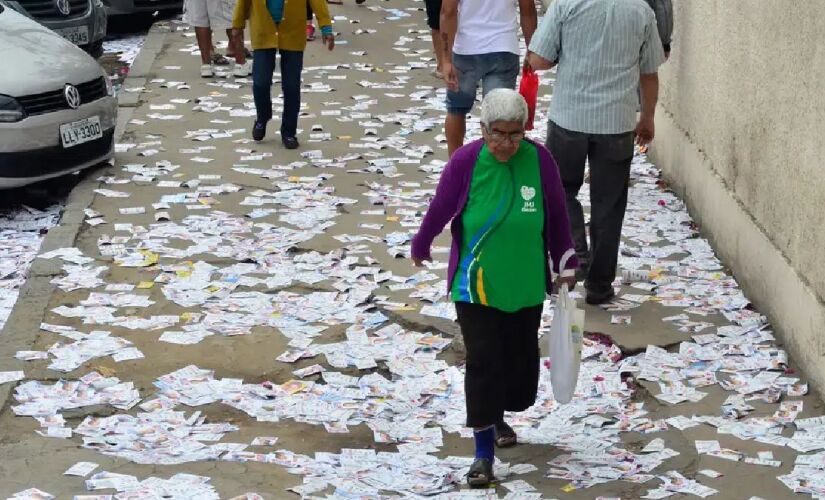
[9,488,55,499]
[2,16,823,500]
[0,371,25,384]
[64,461,100,477]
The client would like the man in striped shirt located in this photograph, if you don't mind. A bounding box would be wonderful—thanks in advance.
[527,0,665,305]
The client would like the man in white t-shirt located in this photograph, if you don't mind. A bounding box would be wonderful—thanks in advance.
[184,0,250,78]
[440,0,537,157]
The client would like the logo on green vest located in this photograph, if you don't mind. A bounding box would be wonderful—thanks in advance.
[521,185,537,213]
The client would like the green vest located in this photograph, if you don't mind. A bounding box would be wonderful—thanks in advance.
[451,142,546,312]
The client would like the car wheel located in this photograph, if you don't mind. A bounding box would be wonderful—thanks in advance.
[21,171,83,200]
[86,39,104,59]
[159,7,183,17]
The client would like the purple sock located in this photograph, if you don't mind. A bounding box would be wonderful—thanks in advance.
[473,426,495,461]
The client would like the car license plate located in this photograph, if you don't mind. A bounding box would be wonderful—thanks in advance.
[60,116,103,148]
[57,26,90,45]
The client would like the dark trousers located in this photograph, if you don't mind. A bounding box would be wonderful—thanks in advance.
[546,120,634,296]
[252,49,304,138]
[455,302,542,428]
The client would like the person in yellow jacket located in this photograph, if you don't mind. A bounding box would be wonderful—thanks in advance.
[232,0,335,149]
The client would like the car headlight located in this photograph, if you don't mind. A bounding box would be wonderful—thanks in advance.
[0,95,25,123]
[105,75,115,96]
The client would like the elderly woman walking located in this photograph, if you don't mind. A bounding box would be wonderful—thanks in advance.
[412,89,578,487]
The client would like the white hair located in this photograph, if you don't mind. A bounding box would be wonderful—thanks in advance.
[480,88,528,128]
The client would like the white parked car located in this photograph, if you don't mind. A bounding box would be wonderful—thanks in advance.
[0,1,117,188]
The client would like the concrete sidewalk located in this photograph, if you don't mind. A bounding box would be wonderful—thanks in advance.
[0,4,821,499]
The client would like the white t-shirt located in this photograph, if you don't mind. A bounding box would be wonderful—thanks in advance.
[453,0,520,56]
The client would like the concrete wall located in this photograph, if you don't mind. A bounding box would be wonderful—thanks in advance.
[650,2,825,391]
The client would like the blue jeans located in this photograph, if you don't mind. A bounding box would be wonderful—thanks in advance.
[252,48,304,138]
[446,52,520,115]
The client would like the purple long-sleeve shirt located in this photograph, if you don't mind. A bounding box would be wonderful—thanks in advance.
[411,138,579,295]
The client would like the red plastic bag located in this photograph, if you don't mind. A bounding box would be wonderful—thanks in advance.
[518,67,539,131]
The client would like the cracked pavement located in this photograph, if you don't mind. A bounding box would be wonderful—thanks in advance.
[0,4,823,499]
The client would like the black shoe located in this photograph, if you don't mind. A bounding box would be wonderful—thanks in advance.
[585,289,616,305]
[494,421,517,448]
[252,121,266,141]
[282,136,300,150]
[467,457,494,488]
[356,0,365,4]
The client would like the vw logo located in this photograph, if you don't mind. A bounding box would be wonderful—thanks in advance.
[55,0,71,15]
[64,84,81,109]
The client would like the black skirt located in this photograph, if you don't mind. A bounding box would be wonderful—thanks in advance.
[455,301,543,428]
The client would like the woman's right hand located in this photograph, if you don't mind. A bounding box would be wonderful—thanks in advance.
[555,275,577,291]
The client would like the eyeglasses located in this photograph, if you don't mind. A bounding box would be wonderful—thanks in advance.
[485,127,525,144]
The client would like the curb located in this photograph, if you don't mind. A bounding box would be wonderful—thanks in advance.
[0,23,171,412]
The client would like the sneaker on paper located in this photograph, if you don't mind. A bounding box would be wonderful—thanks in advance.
[200,64,214,78]
[234,61,252,78]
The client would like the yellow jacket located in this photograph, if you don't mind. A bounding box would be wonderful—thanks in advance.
[233,0,332,51]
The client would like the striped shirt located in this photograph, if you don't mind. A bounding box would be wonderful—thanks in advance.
[529,0,665,134]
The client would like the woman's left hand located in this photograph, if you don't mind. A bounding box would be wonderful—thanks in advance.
[555,275,577,291]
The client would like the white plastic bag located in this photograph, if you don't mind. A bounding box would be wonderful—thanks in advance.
[549,283,584,403]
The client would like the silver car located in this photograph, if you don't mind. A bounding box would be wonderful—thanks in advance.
[0,3,117,188]
[5,0,107,58]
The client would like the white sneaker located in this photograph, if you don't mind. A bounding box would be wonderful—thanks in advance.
[200,64,214,78]
[233,61,252,78]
